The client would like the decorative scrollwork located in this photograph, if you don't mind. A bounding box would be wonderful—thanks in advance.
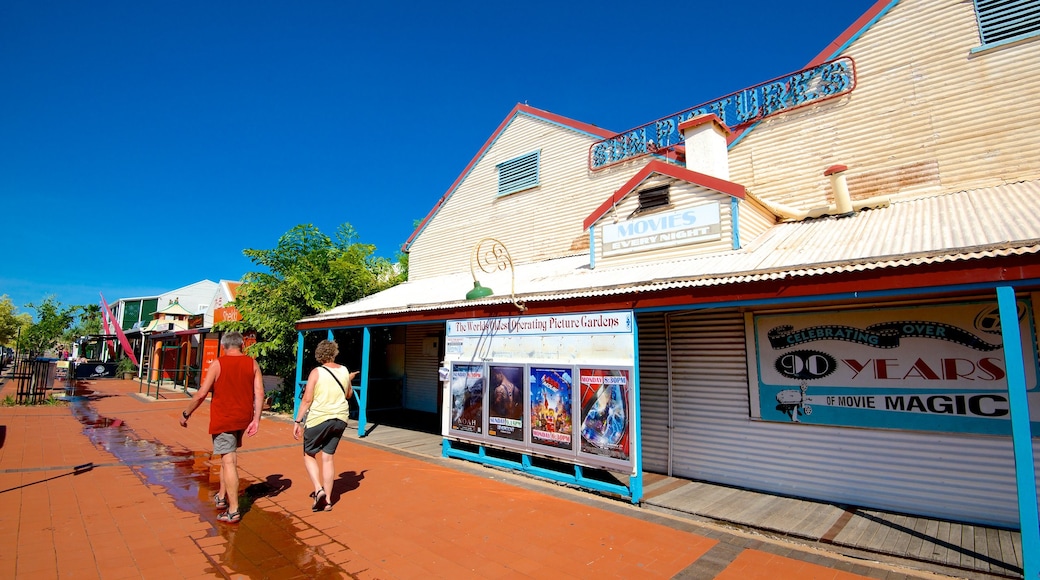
[469,238,526,312]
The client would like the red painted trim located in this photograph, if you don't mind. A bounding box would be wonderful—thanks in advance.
[807,0,894,68]
[677,113,730,136]
[402,104,618,252]
[583,160,746,230]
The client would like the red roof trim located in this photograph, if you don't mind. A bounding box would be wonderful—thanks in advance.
[728,0,894,146]
[677,113,730,136]
[403,104,617,252]
[807,0,895,68]
[583,160,746,230]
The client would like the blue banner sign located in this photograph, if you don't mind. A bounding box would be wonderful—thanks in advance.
[589,57,856,170]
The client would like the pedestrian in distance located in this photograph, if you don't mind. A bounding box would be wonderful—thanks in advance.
[179,331,264,524]
[293,339,357,512]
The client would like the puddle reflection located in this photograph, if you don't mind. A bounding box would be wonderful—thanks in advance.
[69,398,349,578]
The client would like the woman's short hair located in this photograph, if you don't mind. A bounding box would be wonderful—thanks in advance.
[315,340,338,364]
[221,331,245,350]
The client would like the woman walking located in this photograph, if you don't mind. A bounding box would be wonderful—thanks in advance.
[293,339,358,512]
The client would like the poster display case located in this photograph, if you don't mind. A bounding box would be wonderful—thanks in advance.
[442,310,637,475]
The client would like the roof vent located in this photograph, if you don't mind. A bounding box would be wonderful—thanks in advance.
[824,164,854,217]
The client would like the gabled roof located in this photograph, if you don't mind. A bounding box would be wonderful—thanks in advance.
[299,180,1040,327]
[583,160,746,230]
[154,300,195,317]
[729,0,898,147]
[402,103,617,252]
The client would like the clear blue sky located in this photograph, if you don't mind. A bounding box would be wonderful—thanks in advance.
[1,0,877,318]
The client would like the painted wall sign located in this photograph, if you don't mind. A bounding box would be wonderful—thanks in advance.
[589,57,856,170]
[751,300,1040,435]
[600,202,721,257]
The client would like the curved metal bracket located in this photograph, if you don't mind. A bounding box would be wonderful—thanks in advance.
[470,238,526,312]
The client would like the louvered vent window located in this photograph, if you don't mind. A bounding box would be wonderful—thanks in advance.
[638,185,670,211]
[974,0,1040,46]
[497,150,540,196]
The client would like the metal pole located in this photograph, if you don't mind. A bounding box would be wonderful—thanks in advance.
[996,286,1039,580]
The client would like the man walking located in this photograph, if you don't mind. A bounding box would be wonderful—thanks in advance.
[179,331,264,523]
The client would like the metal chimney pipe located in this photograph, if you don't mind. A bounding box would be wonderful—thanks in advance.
[824,164,853,216]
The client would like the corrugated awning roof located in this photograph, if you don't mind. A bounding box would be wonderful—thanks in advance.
[299,180,1040,325]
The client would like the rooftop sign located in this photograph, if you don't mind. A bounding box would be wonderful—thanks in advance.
[589,57,856,171]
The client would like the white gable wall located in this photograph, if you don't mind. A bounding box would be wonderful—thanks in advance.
[408,114,642,280]
[728,0,1040,211]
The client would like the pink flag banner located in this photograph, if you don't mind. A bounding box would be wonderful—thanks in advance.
[100,293,139,366]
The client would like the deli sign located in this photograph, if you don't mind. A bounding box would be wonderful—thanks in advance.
[752,300,1040,436]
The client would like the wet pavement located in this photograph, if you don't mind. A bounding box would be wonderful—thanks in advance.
[0,375,996,579]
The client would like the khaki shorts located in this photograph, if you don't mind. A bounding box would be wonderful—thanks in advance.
[213,431,244,455]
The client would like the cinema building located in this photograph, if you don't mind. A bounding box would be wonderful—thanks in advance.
[296,0,1040,533]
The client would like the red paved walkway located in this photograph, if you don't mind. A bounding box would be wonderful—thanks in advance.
[0,377,943,579]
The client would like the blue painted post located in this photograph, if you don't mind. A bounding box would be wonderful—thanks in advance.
[293,331,305,421]
[996,286,1039,580]
[358,326,371,437]
[630,314,644,504]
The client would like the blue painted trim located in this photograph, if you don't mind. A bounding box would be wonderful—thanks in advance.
[731,197,740,249]
[629,314,643,504]
[827,1,900,60]
[358,326,371,437]
[996,287,1040,580]
[589,228,596,269]
[633,277,1040,315]
[442,440,633,499]
[728,1,899,150]
[293,331,305,421]
[970,30,1040,54]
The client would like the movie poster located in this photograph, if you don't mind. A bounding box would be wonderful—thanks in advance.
[488,365,524,442]
[450,364,485,434]
[529,367,573,450]
[578,368,631,461]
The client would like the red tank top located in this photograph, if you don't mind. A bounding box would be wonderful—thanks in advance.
[209,355,257,434]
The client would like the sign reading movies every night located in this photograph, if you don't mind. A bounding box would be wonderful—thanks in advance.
[752,301,1040,436]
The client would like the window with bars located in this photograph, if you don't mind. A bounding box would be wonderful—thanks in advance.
[974,0,1040,46]
[497,150,540,196]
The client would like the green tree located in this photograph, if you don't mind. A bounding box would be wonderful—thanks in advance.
[0,295,32,347]
[20,297,76,356]
[221,223,401,408]
[62,304,104,347]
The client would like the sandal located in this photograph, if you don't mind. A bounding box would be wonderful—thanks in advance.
[214,493,228,510]
[216,510,241,524]
[311,488,327,512]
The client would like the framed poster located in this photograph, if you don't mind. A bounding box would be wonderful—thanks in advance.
[578,368,632,469]
[449,363,485,436]
[487,364,525,444]
[529,366,574,452]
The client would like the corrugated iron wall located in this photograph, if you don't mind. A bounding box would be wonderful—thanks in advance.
[729,0,1040,211]
[408,114,636,280]
[404,323,443,412]
[637,307,1039,527]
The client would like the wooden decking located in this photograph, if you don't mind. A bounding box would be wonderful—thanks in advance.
[640,476,1023,579]
[344,418,1026,580]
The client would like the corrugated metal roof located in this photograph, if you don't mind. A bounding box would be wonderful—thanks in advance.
[299,181,1040,324]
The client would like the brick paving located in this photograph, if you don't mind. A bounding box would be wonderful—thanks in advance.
[0,376,961,579]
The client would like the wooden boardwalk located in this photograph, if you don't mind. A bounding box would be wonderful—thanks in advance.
[344,415,1026,580]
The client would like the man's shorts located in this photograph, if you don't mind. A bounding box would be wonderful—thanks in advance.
[303,418,348,456]
[213,431,244,455]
